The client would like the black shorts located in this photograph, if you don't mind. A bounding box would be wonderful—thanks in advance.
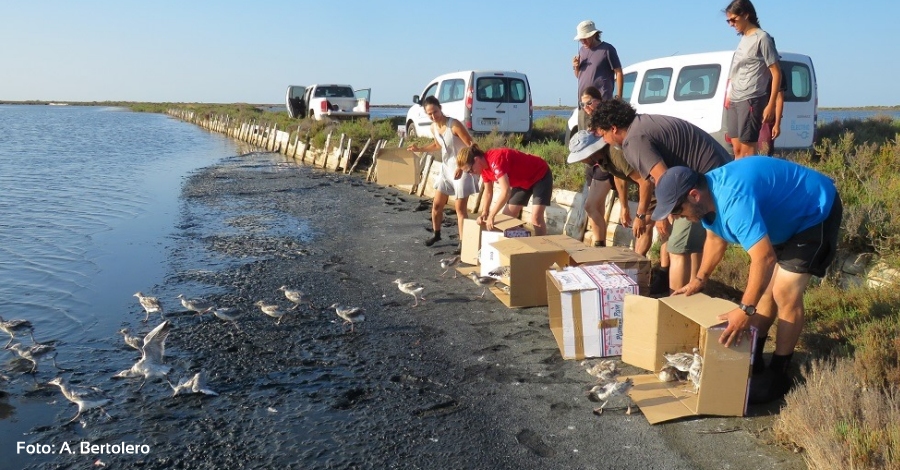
[509,169,553,207]
[774,196,843,277]
[726,95,767,144]
[585,163,612,182]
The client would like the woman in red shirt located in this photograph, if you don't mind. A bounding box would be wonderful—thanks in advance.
[456,145,553,235]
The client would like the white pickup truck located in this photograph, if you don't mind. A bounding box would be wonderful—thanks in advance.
[285,84,371,121]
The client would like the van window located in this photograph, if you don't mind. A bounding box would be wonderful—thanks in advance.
[421,83,439,101]
[438,79,466,103]
[674,65,721,101]
[781,61,813,103]
[314,86,355,98]
[622,72,637,102]
[638,68,673,104]
[475,77,527,103]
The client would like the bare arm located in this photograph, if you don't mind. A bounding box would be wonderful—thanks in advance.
[629,170,653,238]
[407,123,441,153]
[451,120,475,148]
[614,68,624,99]
[718,235,777,347]
[772,90,784,140]
[482,175,510,231]
[762,62,782,125]
[613,176,631,226]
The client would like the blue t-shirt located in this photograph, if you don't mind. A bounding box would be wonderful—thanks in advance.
[702,156,836,250]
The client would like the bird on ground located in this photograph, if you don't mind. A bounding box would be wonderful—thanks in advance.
[255,301,287,324]
[329,303,365,332]
[7,341,62,374]
[170,370,218,397]
[587,377,635,415]
[176,294,214,315]
[278,286,314,310]
[112,320,172,390]
[663,348,699,373]
[468,272,499,299]
[118,328,143,350]
[0,316,35,349]
[394,279,426,307]
[658,365,682,383]
[212,307,243,333]
[47,377,113,425]
[582,359,619,385]
[439,256,460,278]
[487,265,511,279]
[687,349,703,393]
[133,292,164,322]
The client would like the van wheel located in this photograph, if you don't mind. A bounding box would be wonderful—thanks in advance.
[406,123,417,138]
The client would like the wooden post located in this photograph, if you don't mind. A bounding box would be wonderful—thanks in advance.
[319,131,333,168]
[418,154,434,197]
[334,133,346,170]
[347,138,371,174]
[337,137,351,171]
[367,139,385,182]
[299,136,310,163]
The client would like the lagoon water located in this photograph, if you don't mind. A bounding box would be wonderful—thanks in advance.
[0,105,239,467]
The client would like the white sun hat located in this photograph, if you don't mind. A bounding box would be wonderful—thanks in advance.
[574,20,601,40]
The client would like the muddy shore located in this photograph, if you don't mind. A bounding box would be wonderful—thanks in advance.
[24,152,805,469]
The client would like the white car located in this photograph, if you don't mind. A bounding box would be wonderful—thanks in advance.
[286,84,371,120]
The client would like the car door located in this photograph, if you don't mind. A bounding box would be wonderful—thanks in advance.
[777,58,816,150]
[354,88,371,113]
[285,85,307,119]
[471,75,509,133]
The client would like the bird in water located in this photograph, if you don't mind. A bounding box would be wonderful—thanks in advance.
[587,377,635,415]
[170,370,218,397]
[255,300,287,324]
[487,265,511,279]
[47,377,113,425]
[0,315,35,349]
[439,256,460,278]
[118,328,143,350]
[329,303,365,332]
[176,294,214,315]
[112,320,172,390]
[7,341,64,374]
[687,348,703,393]
[212,307,243,333]
[663,348,698,373]
[133,292,164,322]
[468,272,499,298]
[394,279,426,307]
[278,286,314,310]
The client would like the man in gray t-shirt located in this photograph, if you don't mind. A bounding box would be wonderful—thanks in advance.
[590,98,733,294]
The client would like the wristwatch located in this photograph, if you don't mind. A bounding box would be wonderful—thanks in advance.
[739,303,757,316]
[636,213,646,221]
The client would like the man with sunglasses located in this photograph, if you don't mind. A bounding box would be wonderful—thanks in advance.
[653,158,842,403]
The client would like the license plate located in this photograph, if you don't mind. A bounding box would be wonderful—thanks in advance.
[479,119,498,127]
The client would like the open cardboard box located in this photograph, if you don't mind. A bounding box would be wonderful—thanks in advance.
[546,263,638,359]
[376,148,423,189]
[459,214,530,266]
[621,293,753,424]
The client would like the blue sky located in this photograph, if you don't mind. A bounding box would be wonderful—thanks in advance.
[1,1,895,107]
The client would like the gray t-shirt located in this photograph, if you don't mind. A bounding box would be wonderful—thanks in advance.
[576,42,622,100]
[728,29,779,102]
[622,114,733,179]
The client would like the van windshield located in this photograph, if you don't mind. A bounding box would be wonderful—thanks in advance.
[475,77,527,103]
[314,86,355,98]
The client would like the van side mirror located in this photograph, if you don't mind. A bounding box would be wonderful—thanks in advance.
[412,95,420,105]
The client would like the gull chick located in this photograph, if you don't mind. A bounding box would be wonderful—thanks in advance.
[658,365,682,383]
[171,370,218,397]
[133,292,164,322]
[255,301,287,324]
[212,307,243,332]
[47,377,113,425]
[468,272,499,299]
[329,303,365,332]
[587,377,635,415]
[663,348,699,373]
[487,265,511,279]
[279,286,314,310]
[582,359,619,385]
[0,316,35,349]
[112,320,172,390]
[394,279,426,307]
[439,256,460,278]
[176,294,214,315]
[118,328,143,350]
[687,348,703,393]
[8,342,62,374]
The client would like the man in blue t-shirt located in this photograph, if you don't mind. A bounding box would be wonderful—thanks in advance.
[651,157,842,404]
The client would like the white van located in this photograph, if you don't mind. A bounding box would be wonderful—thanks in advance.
[406,70,533,139]
[568,51,818,151]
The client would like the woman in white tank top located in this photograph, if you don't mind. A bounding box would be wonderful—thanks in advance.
[407,96,480,247]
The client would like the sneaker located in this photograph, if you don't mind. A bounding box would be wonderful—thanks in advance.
[424,233,441,247]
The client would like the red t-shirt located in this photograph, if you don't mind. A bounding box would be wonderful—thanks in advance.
[481,148,549,188]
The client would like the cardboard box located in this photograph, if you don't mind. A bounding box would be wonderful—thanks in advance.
[459,214,530,266]
[486,235,650,307]
[546,264,639,360]
[621,293,753,424]
[376,148,423,188]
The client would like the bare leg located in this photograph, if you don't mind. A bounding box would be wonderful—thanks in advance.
[431,192,449,233]
[770,267,811,355]
[585,179,612,245]
[453,196,469,233]
[668,253,691,292]
[530,204,548,236]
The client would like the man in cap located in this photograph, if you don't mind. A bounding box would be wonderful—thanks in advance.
[572,20,623,133]
[591,98,732,294]
[654,157,842,403]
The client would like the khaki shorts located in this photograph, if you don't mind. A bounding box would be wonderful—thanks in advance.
[667,218,706,254]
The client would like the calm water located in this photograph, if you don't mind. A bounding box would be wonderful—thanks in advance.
[0,105,239,465]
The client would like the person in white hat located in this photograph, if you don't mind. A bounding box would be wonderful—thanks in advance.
[572,19,623,134]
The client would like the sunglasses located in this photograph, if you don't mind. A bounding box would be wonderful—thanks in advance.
[669,192,690,216]
[726,16,739,25]
[579,98,600,109]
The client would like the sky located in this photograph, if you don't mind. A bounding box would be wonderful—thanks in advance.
[1,1,896,108]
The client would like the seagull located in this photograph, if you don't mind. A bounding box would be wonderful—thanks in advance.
[582,359,618,384]
[329,303,365,332]
[468,272,499,298]
[487,265,511,279]
[255,301,287,324]
[439,256,460,278]
[118,328,143,350]
[212,307,243,333]
[7,341,63,373]
[687,349,703,393]
[133,292,164,322]
[587,377,635,415]
[47,377,113,425]
[394,279,426,307]
[278,286,314,310]
[176,294,214,315]
[112,320,172,390]
[0,315,35,348]
[658,365,682,382]
[170,370,218,397]
[663,348,699,373]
